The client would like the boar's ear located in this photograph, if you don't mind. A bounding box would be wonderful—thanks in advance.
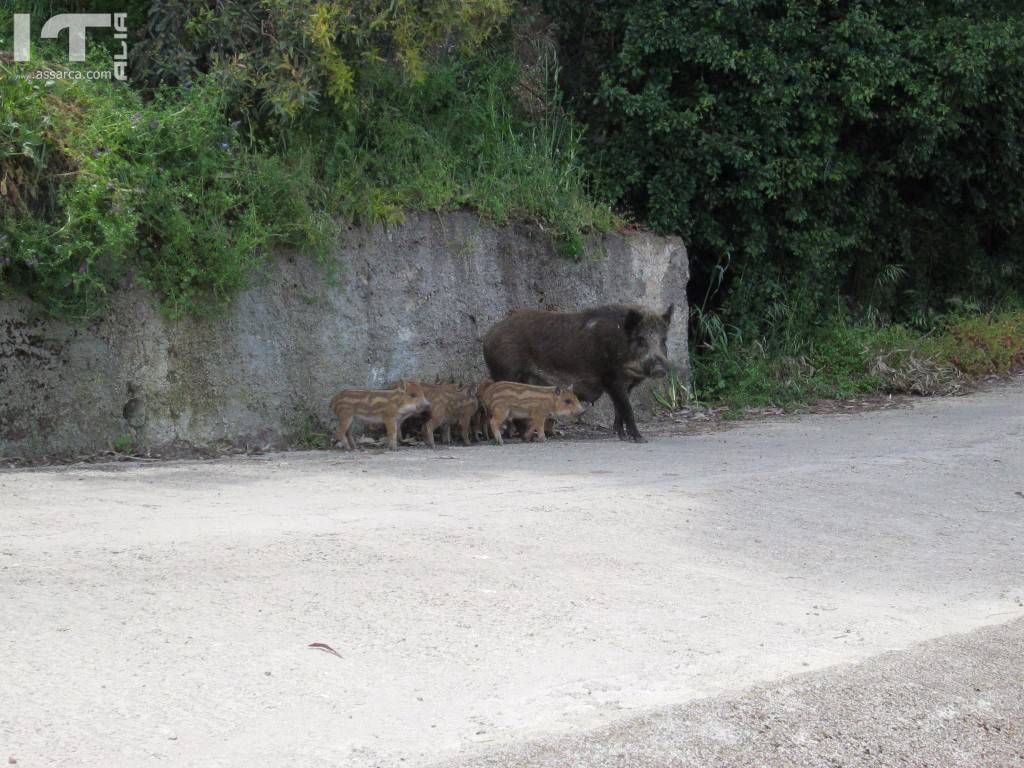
[623,308,642,336]
[662,304,675,325]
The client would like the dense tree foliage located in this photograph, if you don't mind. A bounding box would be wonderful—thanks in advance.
[540,0,1024,328]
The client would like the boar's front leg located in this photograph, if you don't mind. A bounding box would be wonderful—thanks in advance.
[605,378,645,443]
[612,378,645,440]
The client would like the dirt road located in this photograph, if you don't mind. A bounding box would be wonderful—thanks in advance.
[2,383,1023,767]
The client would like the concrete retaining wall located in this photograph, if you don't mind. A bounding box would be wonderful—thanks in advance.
[0,211,688,458]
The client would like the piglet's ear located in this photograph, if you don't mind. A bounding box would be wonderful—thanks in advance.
[663,304,675,325]
[554,386,563,394]
[624,309,642,336]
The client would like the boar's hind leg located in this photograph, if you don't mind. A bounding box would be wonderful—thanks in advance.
[606,379,645,443]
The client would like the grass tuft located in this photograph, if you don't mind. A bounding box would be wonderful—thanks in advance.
[687,308,1024,415]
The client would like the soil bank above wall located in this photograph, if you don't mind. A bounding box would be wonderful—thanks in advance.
[0,211,688,459]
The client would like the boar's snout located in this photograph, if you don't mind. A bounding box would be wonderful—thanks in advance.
[645,355,670,379]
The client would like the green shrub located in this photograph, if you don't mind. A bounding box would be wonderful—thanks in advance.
[293,414,331,450]
[111,433,134,454]
[652,369,689,410]
[540,0,1024,327]
[0,65,330,318]
[0,10,613,318]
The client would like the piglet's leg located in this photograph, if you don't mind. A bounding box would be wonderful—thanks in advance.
[529,413,547,442]
[421,419,437,449]
[335,414,354,450]
[385,419,400,451]
[489,414,505,446]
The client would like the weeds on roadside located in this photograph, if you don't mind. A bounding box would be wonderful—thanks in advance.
[687,303,1024,416]
[293,415,331,450]
[652,369,694,411]
[111,434,135,454]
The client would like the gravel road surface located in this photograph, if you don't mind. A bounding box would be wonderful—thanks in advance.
[2,383,1022,766]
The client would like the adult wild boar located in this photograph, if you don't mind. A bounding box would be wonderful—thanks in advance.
[482,304,674,443]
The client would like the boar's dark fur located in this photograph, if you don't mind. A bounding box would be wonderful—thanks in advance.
[482,304,674,442]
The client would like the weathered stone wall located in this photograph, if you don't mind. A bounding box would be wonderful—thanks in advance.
[0,211,688,458]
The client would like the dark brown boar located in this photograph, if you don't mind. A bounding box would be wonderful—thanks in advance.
[482,304,674,442]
